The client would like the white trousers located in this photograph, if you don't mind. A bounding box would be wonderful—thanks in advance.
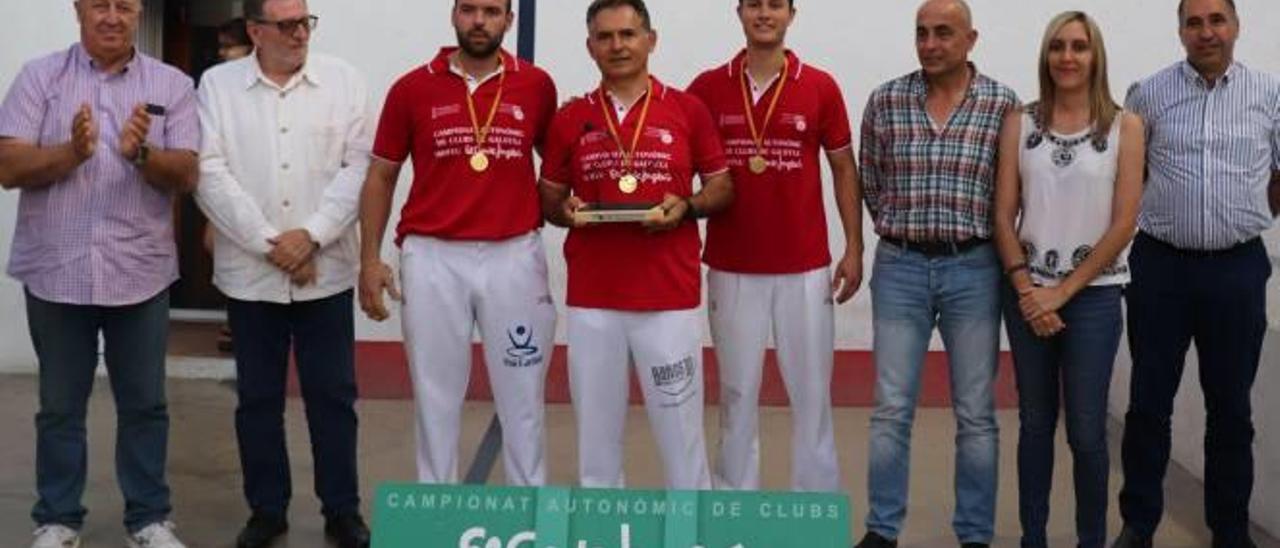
[707,267,840,491]
[400,232,556,485]
[567,307,712,490]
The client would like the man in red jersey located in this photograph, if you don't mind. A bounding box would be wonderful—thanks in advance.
[539,0,734,489]
[358,0,558,486]
[687,0,864,493]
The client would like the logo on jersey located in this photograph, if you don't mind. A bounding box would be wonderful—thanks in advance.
[431,104,462,119]
[720,113,748,127]
[645,127,674,145]
[503,325,543,368]
[651,355,696,398]
[781,113,807,132]
[500,103,526,122]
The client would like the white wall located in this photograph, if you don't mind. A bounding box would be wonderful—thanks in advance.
[310,0,1280,350]
[0,0,79,372]
[1,0,1278,536]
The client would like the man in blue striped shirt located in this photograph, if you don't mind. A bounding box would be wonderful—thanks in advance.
[1113,1,1280,547]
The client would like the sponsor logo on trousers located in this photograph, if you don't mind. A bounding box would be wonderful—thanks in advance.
[651,356,696,397]
[504,325,543,368]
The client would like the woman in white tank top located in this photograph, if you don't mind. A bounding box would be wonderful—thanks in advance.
[991,11,1146,548]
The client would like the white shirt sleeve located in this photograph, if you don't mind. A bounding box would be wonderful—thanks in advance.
[195,75,280,255]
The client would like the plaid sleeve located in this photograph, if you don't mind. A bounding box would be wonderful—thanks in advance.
[858,91,883,221]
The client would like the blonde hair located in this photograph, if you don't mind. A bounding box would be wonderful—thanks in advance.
[1035,11,1119,136]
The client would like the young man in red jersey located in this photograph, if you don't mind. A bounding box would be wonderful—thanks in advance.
[687,0,864,493]
[358,0,558,487]
[539,0,734,489]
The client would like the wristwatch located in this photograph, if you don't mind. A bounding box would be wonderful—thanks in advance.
[682,196,703,221]
[131,143,150,168]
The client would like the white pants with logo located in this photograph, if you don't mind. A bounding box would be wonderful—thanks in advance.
[708,267,840,491]
[567,307,712,490]
[400,232,556,486]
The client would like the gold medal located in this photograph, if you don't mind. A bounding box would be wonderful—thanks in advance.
[619,174,639,194]
[469,152,490,172]
[599,80,654,197]
[459,54,506,174]
[739,56,789,177]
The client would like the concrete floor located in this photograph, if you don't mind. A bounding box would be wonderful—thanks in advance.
[0,374,1275,547]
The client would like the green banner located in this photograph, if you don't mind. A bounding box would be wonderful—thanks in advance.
[373,483,850,547]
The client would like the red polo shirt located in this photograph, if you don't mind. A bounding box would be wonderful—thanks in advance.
[373,47,557,243]
[688,50,852,274]
[541,77,728,311]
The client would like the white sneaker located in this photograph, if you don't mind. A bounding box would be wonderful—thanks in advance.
[126,521,187,548]
[30,524,80,548]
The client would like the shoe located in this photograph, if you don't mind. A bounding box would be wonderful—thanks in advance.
[1213,537,1259,548]
[236,513,288,548]
[325,512,371,548]
[30,525,80,548]
[126,521,187,548]
[854,531,898,548]
[1111,526,1153,548]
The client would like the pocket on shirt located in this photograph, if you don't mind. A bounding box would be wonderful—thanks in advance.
[308,125,344,180]
[38,93,69,146]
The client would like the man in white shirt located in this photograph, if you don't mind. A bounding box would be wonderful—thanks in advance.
[194,0,372,547]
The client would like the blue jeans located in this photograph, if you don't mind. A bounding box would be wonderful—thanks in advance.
[26,289,172,533]
[1004,284,1122,548]
[866,241,1001,544]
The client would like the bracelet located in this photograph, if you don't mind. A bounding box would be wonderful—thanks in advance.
[1003,262,1029,276]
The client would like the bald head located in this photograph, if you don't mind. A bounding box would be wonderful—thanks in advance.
[917,0,973,31]
[915,0,977,80]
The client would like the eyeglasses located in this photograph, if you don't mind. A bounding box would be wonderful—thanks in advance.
[252,14,319,34]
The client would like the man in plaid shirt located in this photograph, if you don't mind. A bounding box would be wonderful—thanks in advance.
[854,1,1018,547]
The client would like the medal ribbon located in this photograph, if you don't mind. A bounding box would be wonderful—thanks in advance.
[461,58,507,156]
[738,55,790,162]
[597,78,654,177]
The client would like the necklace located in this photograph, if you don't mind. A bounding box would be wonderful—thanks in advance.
[1023,104,1108,168]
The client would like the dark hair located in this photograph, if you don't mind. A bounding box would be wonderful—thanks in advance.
[737,0,795,7]
[218,17,251,46]
[586,0,652,30]
[1177,0,1236,20]
[243,0,268,21]
[455,0,513,12]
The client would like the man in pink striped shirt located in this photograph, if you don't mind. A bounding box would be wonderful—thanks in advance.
[0,0,199,547]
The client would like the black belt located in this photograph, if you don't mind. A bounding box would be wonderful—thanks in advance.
[1136,231,1261,258]
[886,237,990,257]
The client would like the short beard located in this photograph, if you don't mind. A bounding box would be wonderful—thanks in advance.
[456,30,504,58]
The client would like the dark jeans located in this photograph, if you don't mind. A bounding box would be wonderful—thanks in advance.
[1004,284,1122,548]
[27,289,172,533]
[1120,233,1268,546]
[227,290,360,519]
